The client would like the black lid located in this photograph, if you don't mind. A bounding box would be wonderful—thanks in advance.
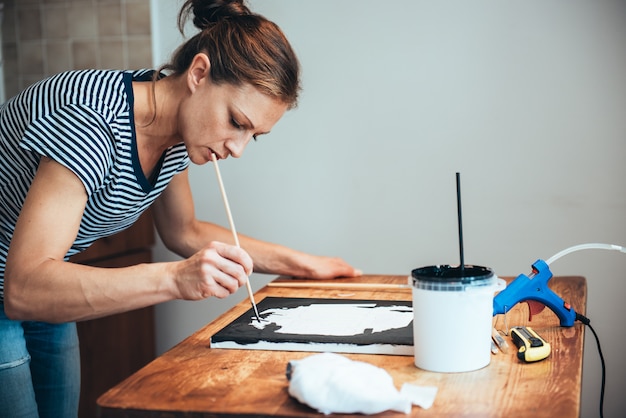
[411,265,494,284]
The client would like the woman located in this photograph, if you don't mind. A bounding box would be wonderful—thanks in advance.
[0,0,360,416]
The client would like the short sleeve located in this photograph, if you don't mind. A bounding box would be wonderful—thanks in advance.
[20,104,115,196]
[172,143,190,174]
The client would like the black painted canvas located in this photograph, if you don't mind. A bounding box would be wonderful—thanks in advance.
[210,297,414,355]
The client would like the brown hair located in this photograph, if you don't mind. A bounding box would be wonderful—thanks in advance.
[162,0,301,109]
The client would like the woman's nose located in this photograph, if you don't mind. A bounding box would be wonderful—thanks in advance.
[227,134,253,158]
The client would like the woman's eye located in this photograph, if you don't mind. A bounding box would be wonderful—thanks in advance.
[231,118,243,129]
[231,117,257,141]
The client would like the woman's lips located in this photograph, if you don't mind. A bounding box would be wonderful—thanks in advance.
[208,149,222,160]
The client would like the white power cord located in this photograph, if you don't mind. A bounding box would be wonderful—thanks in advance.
[545,243,626,266]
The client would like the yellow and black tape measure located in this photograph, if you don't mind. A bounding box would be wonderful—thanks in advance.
[510,326,551,362]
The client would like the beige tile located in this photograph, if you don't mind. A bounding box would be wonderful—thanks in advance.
[21,75,46,92]
[45,41,72,75]
[72,40,98,69]
[4,75,20,100]
[98,2,123,37]
[68,2,97,39]
[2,43,19,83]
[18,41,45,76]
[125,0,151,36]
[18,74,43,91]
[99,39,125,70]
[42,5,69,39]
[17,4,42,41]
[126,37,152,69]
[2,42,20,98]
[2,1,17,43]
[2,0,153,95]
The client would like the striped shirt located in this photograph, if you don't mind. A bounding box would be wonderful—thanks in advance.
[0,69,190,300]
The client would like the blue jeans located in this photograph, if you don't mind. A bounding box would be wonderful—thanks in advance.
[0,303,80,418]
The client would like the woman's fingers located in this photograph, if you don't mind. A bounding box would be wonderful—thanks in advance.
[174,241,253,300]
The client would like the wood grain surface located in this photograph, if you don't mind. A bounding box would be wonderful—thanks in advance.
[97,275,587,418]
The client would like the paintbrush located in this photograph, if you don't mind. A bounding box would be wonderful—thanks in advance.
[210,153,261,322]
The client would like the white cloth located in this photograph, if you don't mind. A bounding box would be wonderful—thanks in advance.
[287,353,437,415]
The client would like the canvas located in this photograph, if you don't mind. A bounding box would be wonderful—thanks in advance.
[210,297,414,355]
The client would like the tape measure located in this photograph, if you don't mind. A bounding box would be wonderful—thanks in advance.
[510,326,551,362]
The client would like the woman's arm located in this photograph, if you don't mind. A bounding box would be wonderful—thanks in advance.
[152,169,362,280]
[4,158,252,323]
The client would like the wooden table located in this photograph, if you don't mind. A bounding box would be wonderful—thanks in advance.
[97,275,587,417]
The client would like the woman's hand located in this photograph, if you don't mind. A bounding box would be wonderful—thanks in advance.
[171,241,254,300]
[289,253,363,280]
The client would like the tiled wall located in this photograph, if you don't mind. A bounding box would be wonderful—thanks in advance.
[1,0,152,100]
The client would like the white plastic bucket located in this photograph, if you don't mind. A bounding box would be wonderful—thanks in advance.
[411,265,505,373]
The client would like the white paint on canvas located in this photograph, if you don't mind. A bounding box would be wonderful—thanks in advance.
[249,303,412,336]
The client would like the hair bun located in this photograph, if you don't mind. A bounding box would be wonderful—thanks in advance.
[181,0,251,31]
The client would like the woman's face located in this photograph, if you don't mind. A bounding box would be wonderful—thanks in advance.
[179,71,288,165]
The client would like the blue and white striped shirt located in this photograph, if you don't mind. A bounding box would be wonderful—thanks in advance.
[0,69,190,300]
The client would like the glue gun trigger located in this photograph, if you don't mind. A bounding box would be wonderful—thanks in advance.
[525,300,546,322]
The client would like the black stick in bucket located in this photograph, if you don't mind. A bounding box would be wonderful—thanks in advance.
[456,172,465,274]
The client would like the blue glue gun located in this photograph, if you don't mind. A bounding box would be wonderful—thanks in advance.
[493,259,577,327]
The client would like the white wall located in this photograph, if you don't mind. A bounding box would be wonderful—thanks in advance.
[151,1,626,416]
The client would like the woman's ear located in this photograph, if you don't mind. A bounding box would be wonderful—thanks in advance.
[187,53,211,93]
